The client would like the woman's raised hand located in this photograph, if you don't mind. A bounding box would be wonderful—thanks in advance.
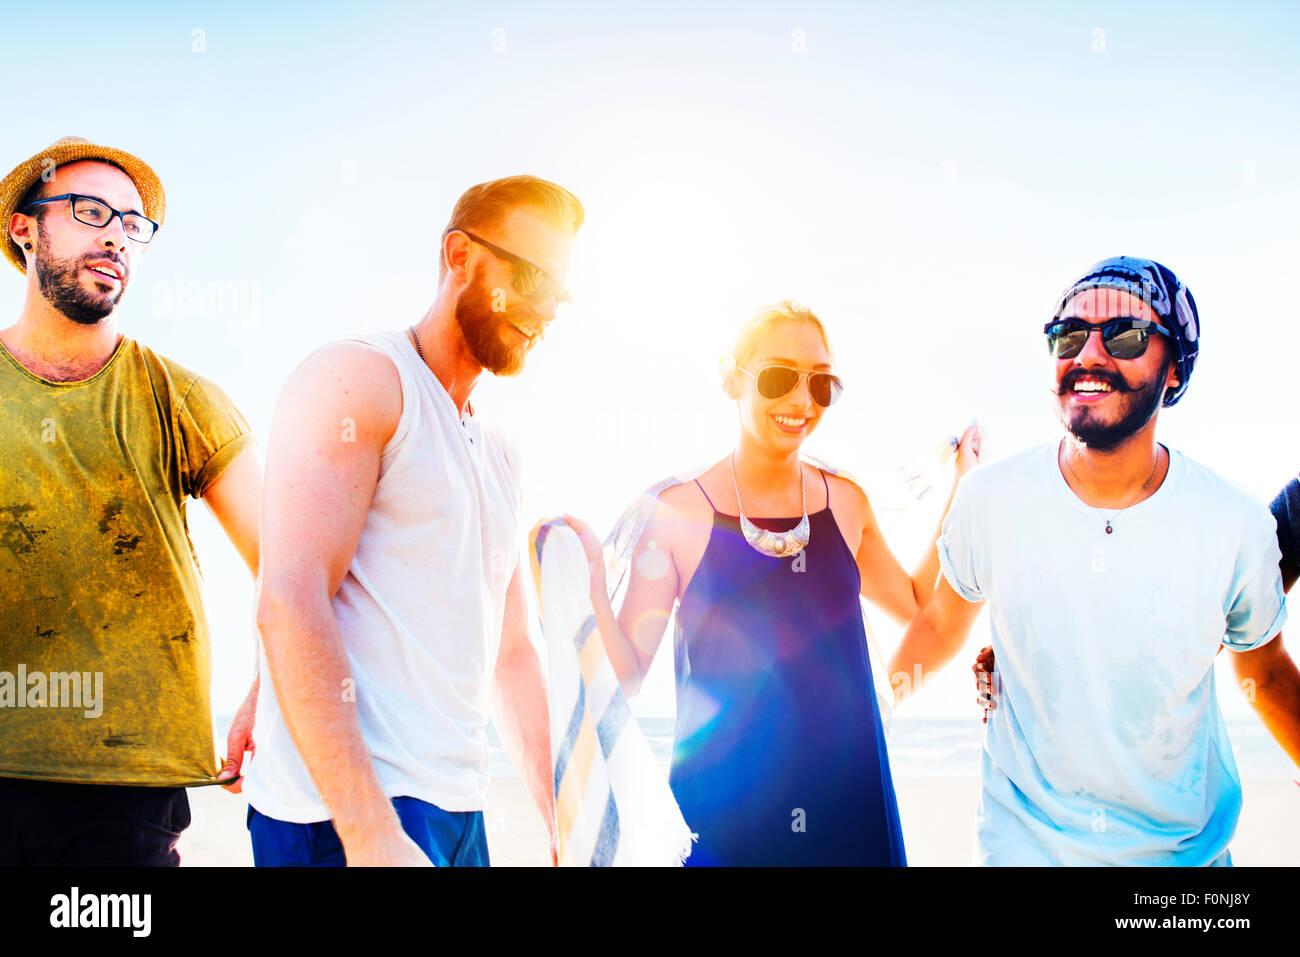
[955,422,983,478]
[560,514,608,597]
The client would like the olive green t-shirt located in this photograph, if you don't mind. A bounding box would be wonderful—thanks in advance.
[0,335,255,787]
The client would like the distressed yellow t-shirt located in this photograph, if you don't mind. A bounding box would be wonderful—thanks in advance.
[0,335,255,787]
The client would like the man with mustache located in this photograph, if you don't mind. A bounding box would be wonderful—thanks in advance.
[243,176,580,866]
[889,256,1300,865]
[0,137,262,865]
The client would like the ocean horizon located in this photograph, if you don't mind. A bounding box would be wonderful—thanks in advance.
[214,713,1298,782]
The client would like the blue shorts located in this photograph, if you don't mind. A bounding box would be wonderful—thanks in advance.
[247,797,490,867]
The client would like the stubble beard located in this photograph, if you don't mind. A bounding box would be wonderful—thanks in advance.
[34,228,124,326]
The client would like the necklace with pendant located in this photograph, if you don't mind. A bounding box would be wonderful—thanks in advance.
[729,453,810,558]
[1061,445,1162,535]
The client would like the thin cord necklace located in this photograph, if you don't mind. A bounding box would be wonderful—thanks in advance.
[1060,445,1162,535]
[729,453,810,558]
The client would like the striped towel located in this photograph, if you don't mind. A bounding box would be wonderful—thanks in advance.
[529,519,693,866]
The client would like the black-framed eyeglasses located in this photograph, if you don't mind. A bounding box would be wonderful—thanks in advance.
[738,364,844,407]
[453,229,570,304]
[22,193,159,243]
[1043,317,1173,361]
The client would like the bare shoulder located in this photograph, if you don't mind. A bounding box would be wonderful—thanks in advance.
[277,340,402,449]
[288,340,400,398]
[650,466,726,600]
[648,479,711,550]
[656,477,712,517]
[262,340,404,595]
[823,469,869,516]
[658,461,727,522]
[823,469,868,502]
[820,468,871,555]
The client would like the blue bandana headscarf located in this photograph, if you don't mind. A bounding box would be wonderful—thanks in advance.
[1051,256,1200,407]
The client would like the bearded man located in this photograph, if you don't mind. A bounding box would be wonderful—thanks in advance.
[242,176,580,866]
[889,256,1300,865]
[0,137,261,865]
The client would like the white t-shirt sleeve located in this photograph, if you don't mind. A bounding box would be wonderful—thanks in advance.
[1222,509,1287,652]
[937,473,986,603]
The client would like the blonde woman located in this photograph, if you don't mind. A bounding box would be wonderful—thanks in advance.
[561,301,979,865]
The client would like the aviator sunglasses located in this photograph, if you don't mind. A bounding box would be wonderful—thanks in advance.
[737,364,844,407]
[1043,317,1173,361]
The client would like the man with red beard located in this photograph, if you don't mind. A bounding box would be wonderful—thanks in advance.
[243,176,581,866]
[0,137,261,865]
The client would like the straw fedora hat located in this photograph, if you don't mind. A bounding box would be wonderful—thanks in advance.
[0,136,165,274]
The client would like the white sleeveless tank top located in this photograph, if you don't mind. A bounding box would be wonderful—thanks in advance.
[244,328,523,821]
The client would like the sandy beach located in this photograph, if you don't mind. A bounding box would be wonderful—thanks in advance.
[180,772,1298,867]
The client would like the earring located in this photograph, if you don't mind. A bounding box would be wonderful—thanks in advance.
[23,243,32,250]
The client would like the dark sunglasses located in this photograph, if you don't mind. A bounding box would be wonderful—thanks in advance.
[454,229,570,304]
[738,364,844,407]
[1043,317,1173,361]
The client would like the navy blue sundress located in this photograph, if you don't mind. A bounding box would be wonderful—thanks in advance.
[670,471,907,866]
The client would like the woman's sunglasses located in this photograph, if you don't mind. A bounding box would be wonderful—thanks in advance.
[1043,317,1173,361]
[738,365,844,407]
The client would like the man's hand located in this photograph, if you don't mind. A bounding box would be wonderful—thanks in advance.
[345,825,435,867]
[974,645,996,719]
[218,677,259,793]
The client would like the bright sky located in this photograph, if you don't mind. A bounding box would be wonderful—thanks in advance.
[4,1,1299,720]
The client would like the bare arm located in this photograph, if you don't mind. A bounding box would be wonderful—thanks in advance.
[1231,635,1300,768]
[201,446,262,576]
[255,343,428,866]
[856,489,945,626]
[887,574,984,705]
[217,676,259,792]
[561,499,680,698]
[490,562,557,860]
[200,447,264,790]
[857,425,982,626]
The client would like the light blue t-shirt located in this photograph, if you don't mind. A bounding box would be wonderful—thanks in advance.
[938,442,1286,866]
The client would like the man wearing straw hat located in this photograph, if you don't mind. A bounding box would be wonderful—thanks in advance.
[890,256,1300,865]
[0,137,262,865]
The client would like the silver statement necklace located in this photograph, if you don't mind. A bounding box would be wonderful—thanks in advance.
[729,453,810,558]
[1061,446,1162,535]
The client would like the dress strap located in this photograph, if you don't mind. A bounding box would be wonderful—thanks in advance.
[693,478,718,512]
[819,467,830,508]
